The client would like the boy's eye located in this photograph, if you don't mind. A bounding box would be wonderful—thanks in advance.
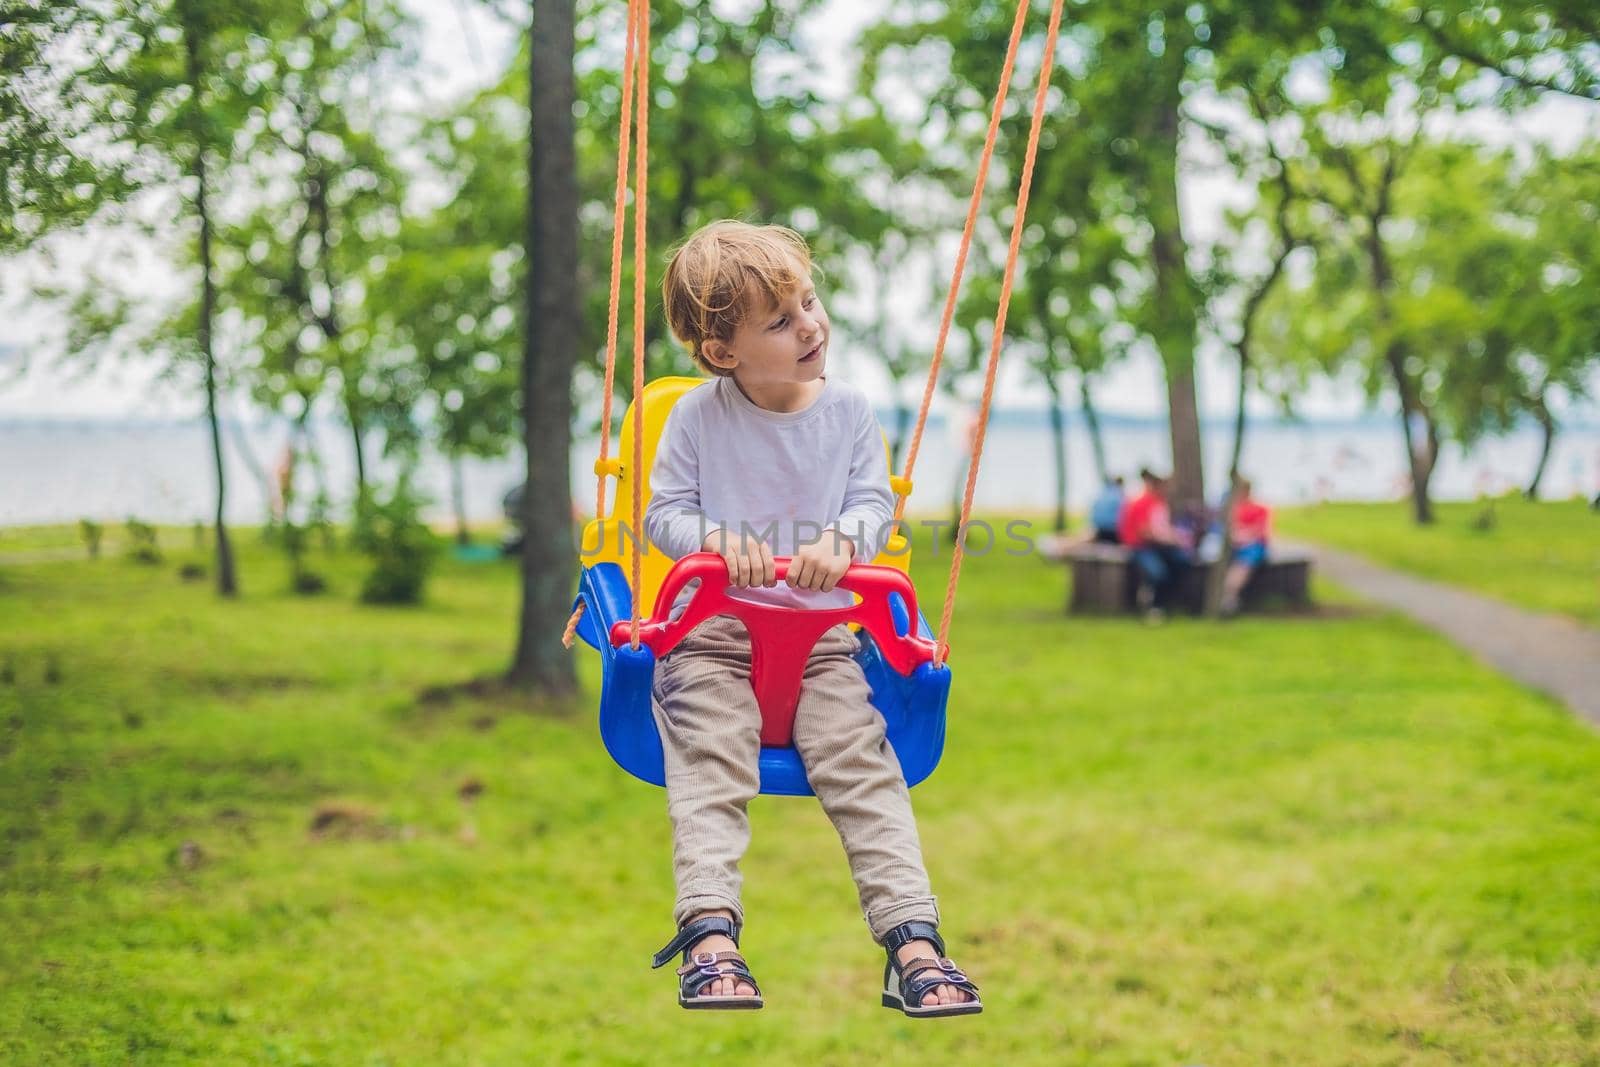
[768,317,786,331]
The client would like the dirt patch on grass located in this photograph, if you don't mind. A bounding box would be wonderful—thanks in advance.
[414,675,582,718]
[183,670,318,698]
[417,676,522,707]
[308,802,401,841]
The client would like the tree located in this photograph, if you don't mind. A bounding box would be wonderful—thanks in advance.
[1193,88,1311,482]
[1508,147,1600,497]
[1408,145,1600,499]
[372,202,520,544]
[508,0,581,695]
[220,0,411,510]
[1256,123,1447,523]
[0,4,133,253]
[55,0,297,594]
[859,2,1327,513]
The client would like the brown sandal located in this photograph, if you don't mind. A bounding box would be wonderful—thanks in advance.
[880,921,981,1018]
[651,916,764,1010]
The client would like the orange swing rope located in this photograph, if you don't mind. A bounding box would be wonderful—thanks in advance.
[929,0,1065,667]
[565,0,650,650]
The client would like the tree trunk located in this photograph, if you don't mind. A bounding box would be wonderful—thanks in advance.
[1150,70,1205,509]
[1228,354,1247,483]
[1361,157,1437,524]
[891,399,911,472]
[1366,203,1435,524]
[184,17,236,598]
[1079,374,1108,483]
[1046,373,1068,533]
[346,401,367,501]
[508,0,579,696]
[1203,479,1237,619]
[1525,396,1556,500]
[451,452,470,546]
[1386,362,1437,524]
[1228,241,1292,482]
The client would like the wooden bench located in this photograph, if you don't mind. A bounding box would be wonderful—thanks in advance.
[1061,541,1312,616]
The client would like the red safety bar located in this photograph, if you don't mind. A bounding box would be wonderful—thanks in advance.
[610,553,942,746]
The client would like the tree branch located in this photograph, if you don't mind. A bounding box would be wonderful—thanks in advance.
[1420,18,1600,102]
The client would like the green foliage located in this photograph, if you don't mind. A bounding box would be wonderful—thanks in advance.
[1399,0,1600,103]
[356,477,440,605]
[307,489,336,553]
[0,4,134,252]
[77,519,102,560]
[1257,137,1600,477]
[123,518,162,565]
[280,521,325,596]
[409,0,912,413]
[216,0,414,503]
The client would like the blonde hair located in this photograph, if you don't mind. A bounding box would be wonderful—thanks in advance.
[662,220,817,376]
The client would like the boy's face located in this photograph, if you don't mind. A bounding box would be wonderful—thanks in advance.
[706,276,830,398]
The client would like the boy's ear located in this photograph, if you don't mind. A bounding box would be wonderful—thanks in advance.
[701,338,738,371]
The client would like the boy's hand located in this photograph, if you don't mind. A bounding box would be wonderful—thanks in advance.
[702,530,776,589]
[787,533,855,593]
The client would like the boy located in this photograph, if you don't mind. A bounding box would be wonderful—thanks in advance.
[641,221,981,1017]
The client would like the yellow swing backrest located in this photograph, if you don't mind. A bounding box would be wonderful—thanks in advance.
[579,376,912,614]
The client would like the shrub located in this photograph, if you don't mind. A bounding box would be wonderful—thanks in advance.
[125,519,161,565]
[308,490,337,553]
[282,522,325,597]
[79,519,103,560]
[358,477,439,605]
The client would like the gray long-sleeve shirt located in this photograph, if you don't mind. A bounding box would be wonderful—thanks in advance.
[643,375,895,612]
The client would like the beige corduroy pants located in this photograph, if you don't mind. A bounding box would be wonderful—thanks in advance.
[651,615,940,942]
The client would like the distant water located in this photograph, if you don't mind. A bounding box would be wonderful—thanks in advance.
[2,410,1597,527]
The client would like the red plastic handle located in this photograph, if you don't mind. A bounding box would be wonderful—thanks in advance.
[609,553,940,746]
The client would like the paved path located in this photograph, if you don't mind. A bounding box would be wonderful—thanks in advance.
[1298,541,1600,728]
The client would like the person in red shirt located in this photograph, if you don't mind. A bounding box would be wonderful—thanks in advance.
[1119,468,1188,618]
[1221,477,1271,616]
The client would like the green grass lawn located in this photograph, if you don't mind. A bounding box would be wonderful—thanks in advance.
[3,525,1599,1065]
[1278,497,1600,625]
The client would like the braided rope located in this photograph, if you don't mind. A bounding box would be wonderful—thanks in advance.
[561,601,585,649]
[933,0,1065,668]
[627,0,651,649]
[593,0,641,522]
[891,0,1031,526]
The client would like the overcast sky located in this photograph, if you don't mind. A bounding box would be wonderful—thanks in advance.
[2,0,1596,422]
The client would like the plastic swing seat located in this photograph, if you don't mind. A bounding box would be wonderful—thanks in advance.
[571,377,953,797]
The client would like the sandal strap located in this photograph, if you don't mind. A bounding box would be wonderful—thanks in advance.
[881,920,945,960]
[896,956,980,1002]
[651,915,741,969]
[674,950,747,976]
[679,953,762,999]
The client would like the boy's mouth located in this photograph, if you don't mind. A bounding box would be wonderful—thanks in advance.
[799,341,823,363]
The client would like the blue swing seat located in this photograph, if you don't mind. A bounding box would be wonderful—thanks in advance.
[571,560,951,797]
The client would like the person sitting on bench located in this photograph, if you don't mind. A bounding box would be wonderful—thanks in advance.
[1220,477,1271,617]
[1118,468,1188,619]
[1088,476,1125,545]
